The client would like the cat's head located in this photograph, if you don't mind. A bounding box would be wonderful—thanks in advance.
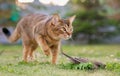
[50,14,76,40]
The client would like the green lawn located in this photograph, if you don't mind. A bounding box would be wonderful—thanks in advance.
[0,44,120,76]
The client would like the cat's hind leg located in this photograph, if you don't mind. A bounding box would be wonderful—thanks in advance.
[28,45,38,61]
[22,43,38,62]
[22,45,29,62]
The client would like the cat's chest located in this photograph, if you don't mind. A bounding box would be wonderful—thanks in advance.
[45,38,59,47]
[47,40,58,47]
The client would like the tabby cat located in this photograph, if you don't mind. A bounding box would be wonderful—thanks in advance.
[2,14,75,64]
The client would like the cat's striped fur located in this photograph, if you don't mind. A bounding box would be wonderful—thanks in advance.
[2,14,75,64]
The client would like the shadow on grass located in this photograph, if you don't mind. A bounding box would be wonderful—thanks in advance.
[18,61,51,66]
[0,61,51,74]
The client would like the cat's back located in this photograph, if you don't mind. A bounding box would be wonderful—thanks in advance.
[18,14,49,37]
[23,14,48,26]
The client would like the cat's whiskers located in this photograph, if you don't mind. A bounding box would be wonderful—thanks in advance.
[69,36,74,42]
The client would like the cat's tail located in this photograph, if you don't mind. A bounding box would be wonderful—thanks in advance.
[2,27,21,43]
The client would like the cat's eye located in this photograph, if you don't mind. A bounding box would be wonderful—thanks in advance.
[63,28,66,31]
[66,24,69,26]
[65,24,69,27]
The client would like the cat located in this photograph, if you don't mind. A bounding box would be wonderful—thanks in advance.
[2,14,75,64]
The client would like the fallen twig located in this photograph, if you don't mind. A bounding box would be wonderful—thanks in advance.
[61,49,106,69]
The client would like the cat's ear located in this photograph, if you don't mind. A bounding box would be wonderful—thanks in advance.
[52,13,60,21]
[68,15,76,24]
[51,14,61,26]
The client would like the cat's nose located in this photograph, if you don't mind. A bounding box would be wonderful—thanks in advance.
[67,32,72,36]
[67,32,72,38]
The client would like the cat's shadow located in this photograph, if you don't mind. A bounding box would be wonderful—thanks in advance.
[17,61,50,66]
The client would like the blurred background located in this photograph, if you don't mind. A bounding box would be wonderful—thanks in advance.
[0,0,120,44]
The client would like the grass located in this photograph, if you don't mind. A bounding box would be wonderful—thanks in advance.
[0,44,120,76]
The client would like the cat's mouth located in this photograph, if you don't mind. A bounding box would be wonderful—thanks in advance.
[63,34,72,40]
